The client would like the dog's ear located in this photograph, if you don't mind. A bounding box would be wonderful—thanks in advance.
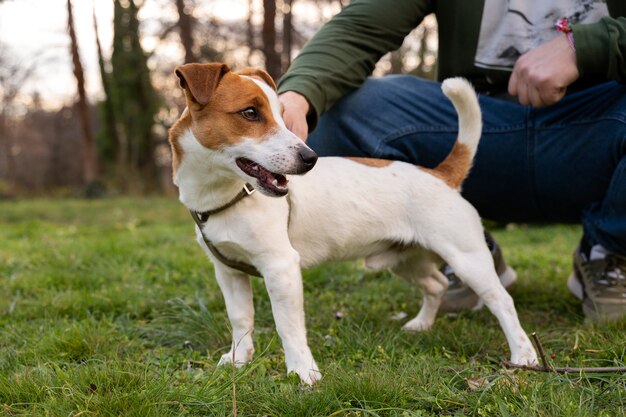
[175,63,230,106]
[235,68,277,91]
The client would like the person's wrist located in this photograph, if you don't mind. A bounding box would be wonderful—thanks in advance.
[553,20,578,80]
[280,91,310,115]
[555,18,576,52]
[565,32,575,52]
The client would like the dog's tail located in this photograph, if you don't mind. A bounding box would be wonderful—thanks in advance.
[432,78,482,190]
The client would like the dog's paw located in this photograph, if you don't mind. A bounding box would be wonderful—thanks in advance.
[510,347,539,367]
[291,366,322,385]
[217,346,254,368]
[401,317,433,332]
[287,358,322,385]
[217,353,249,368]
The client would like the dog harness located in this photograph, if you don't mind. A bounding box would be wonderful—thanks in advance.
[189,183,263,277]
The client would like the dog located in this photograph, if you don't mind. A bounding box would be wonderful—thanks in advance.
[168,63,538,384]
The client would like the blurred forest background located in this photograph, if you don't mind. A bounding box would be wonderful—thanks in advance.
[0,0,438,197]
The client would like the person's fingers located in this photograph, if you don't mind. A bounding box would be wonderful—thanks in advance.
[544,86,567,106]
[509,35,579,106]
[517,80,530,106]
[283,109,308,140]
[279,91,310,140]
[528,85,545,107]
[508,67,519,97]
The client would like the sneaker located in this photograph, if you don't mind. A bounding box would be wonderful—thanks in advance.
[567,245,626,322]
[439,232,517,313]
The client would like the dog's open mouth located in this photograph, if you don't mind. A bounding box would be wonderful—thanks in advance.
[236,157,288,196]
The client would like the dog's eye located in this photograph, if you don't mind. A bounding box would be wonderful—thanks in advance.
[240,107,259,121]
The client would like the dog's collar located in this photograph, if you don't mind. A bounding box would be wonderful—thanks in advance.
[189,183,262,277]
[194,183,256,222]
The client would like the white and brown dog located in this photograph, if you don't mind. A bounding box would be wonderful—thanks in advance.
[168,63,538,384]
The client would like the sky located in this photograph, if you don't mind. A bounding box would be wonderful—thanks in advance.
[0,1,383,110]
[0,0,115,107]
[0,0,251,108]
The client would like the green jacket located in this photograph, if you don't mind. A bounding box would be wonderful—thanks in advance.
[278,0,626,128]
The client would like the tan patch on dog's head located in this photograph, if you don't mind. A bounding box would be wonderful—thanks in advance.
[173,63,280,151]
[235,68,277,91]
[345,157,393,168]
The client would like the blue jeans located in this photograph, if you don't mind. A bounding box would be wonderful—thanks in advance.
[307,76,626,255]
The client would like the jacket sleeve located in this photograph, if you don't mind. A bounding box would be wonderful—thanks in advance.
[573,16,626,82]
[277,0,432,130]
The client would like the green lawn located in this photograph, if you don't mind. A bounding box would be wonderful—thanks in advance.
[0,198,624,416]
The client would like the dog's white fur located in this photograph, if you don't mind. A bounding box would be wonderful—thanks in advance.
[170,65,538,384]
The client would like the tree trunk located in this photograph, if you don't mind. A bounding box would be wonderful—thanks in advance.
[93,5,121,162]
[67,0,99,183]
[262,0,281,80]
[247,0,256,65]
[175,0,196,63]
[0,106,15,192]
[282,0,293,73]
[111,0,160,192]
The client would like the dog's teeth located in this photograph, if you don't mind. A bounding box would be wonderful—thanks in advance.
[272,179,278,186]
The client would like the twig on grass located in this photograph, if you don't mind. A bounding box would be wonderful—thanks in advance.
[503,332,626,374]
[531,332,551,370]
[230,329,253,417]
[232,343,237,417]
[503,360,626,373]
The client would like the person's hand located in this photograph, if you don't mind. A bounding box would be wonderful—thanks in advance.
[508,34,579,107]
[279,91,310,140]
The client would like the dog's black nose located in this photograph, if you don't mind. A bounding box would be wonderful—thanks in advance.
[298,146,318,169]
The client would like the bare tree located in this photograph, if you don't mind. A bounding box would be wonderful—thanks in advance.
[67,0,99,183]
[111,0,161,192]
[0,43,38,193]
[93,5,120,162]
[282,0,294,72]
[0,46,17,190]
[175,0,196,63]
[247,0,256,64]
[262,0,281,80]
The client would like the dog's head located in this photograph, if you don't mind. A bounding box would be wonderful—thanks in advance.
[168,63,317,197]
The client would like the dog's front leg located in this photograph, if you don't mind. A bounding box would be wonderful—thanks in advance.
[213,262,256,367]
[261,250,321,385]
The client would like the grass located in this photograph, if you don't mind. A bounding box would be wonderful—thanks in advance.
[0,197,624,416]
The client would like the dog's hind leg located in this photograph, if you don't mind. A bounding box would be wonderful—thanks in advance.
[212,262,256,367]
[437,245,538,366]
[392,257,448,332]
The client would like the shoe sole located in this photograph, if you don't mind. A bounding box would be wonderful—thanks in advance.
[567,271,625,321]
[582,301,625,322]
